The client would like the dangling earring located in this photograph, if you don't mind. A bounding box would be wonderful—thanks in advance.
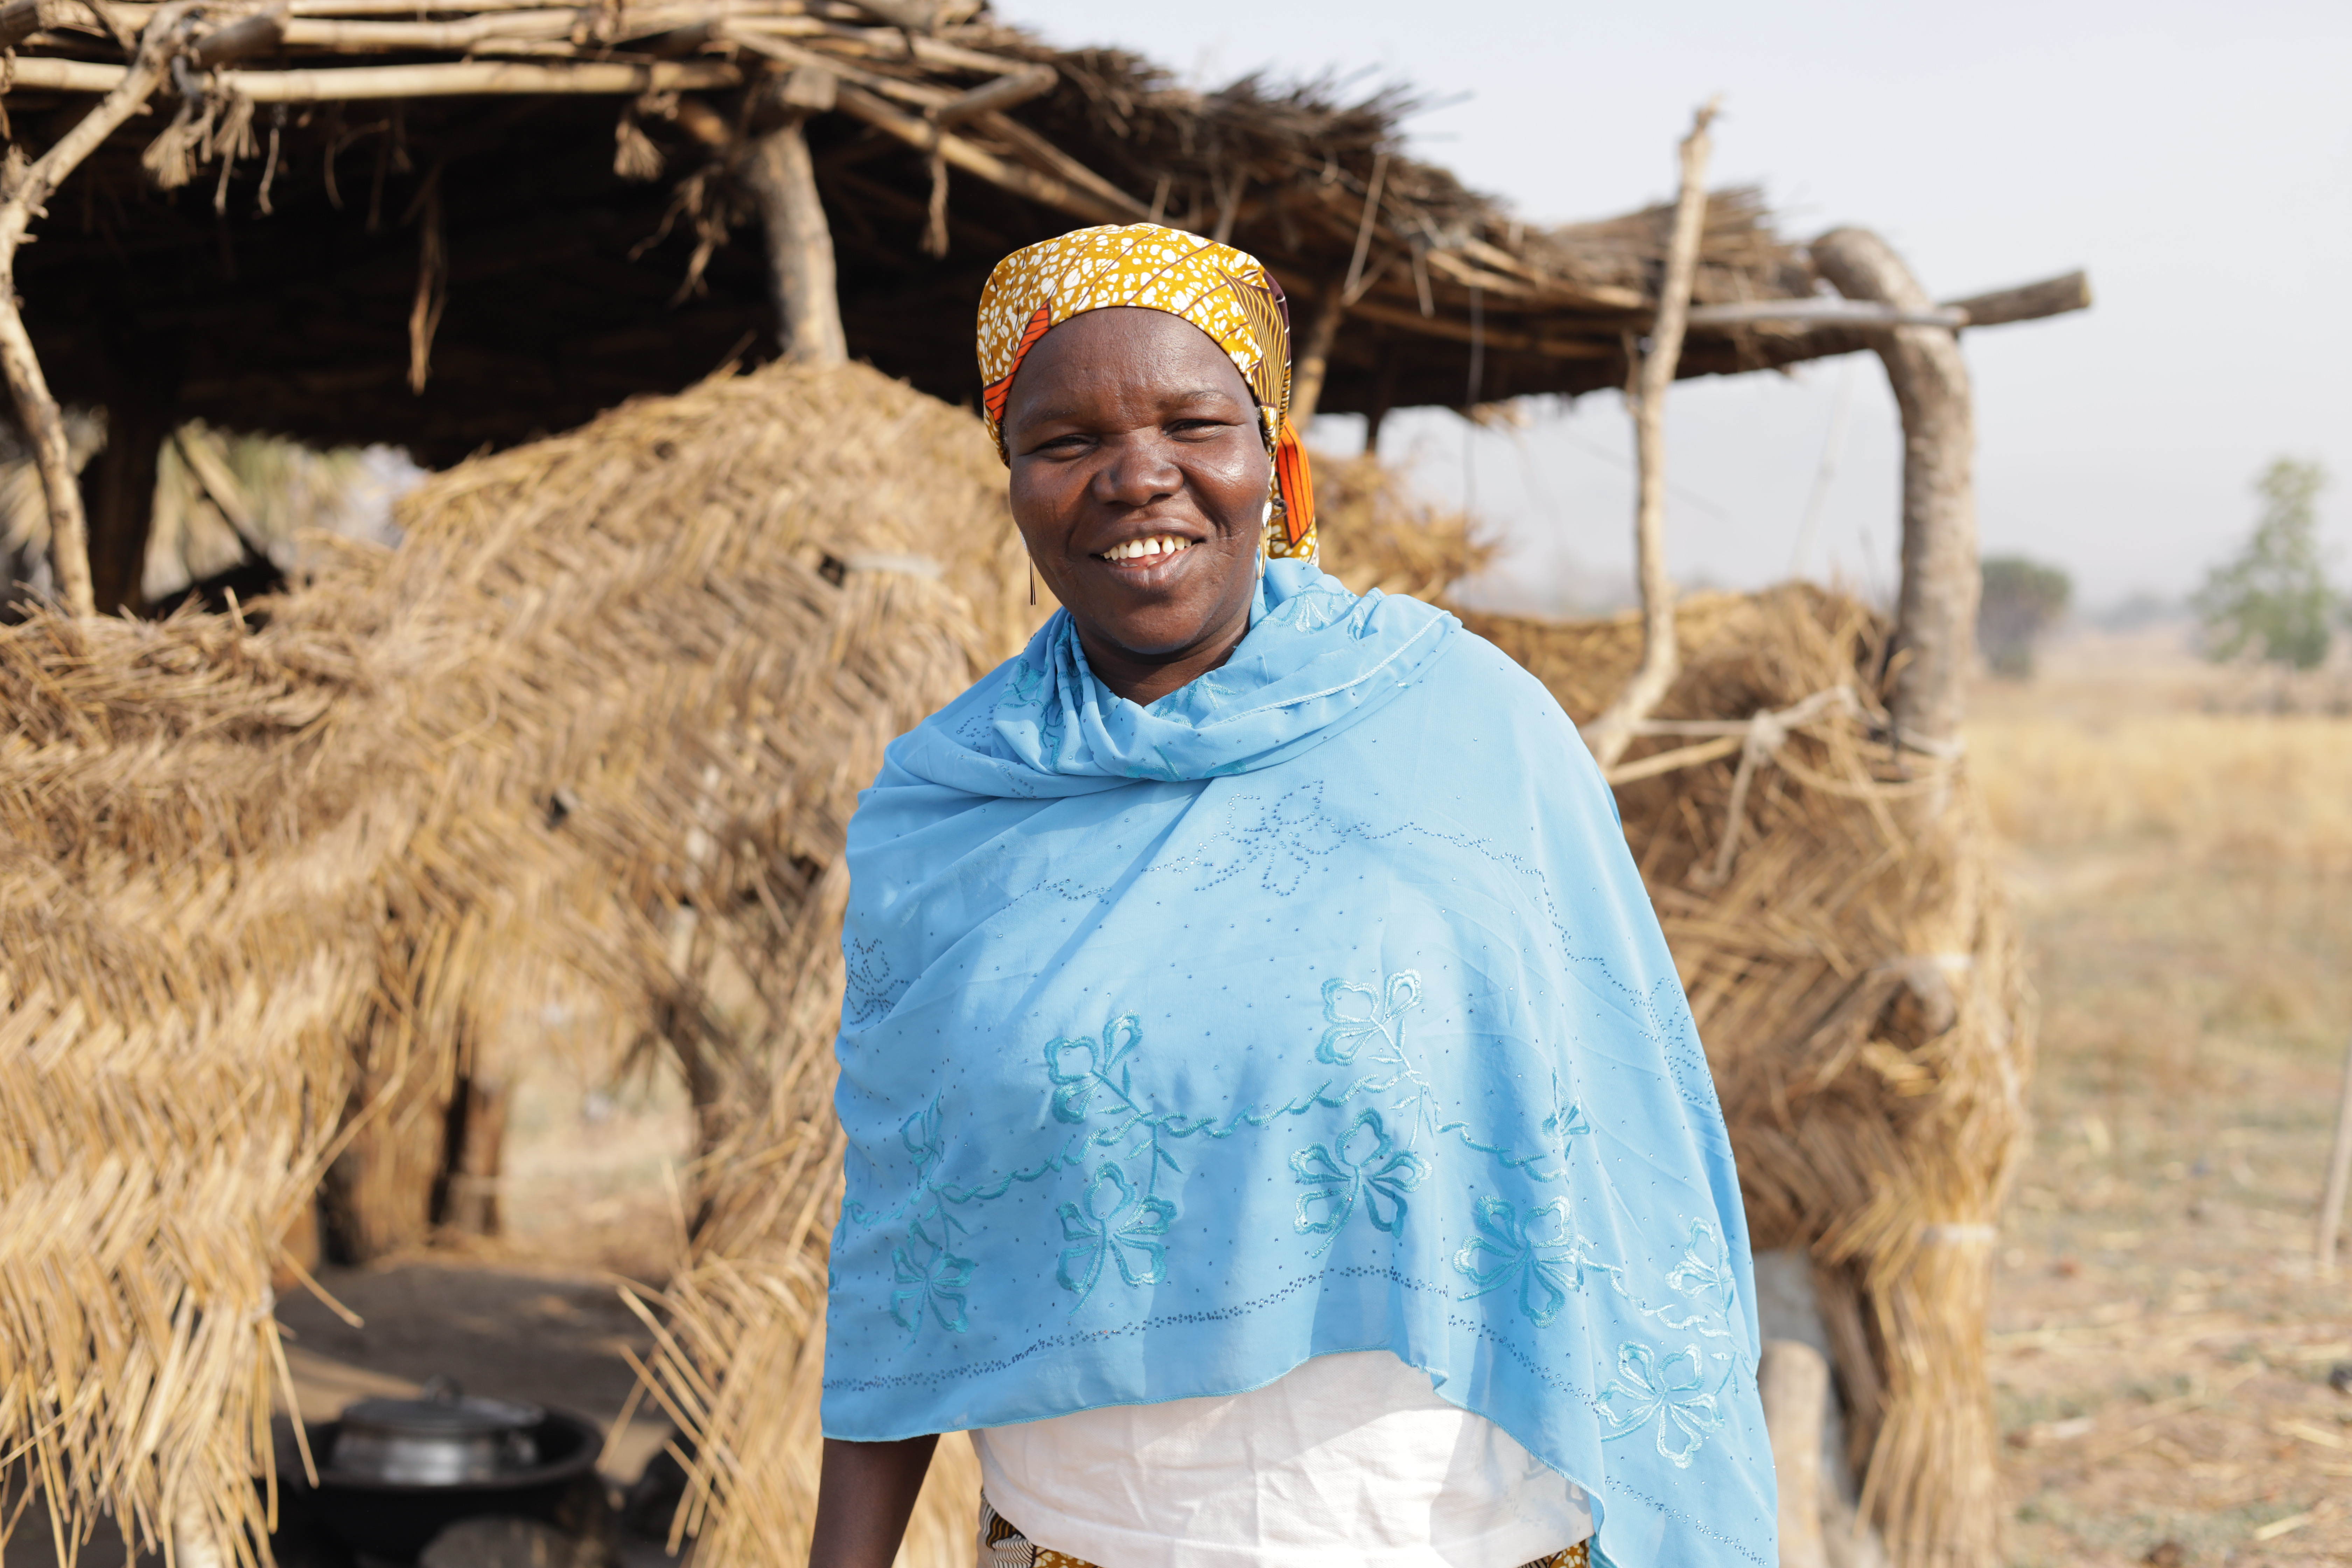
[1028,556,1038,606]
[1258,497,1273,581]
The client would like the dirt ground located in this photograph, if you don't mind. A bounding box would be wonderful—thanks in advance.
[273,1059,704,1487]
[1973,629,2352,1567]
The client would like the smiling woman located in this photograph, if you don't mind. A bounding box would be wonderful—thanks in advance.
[805,224,1777,1568]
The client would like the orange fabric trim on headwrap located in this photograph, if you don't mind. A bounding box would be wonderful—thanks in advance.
[981,304,1052,428]
[1273,417,1316,549]
[975,222,1318,564]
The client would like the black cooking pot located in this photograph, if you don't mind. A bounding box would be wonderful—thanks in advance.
[330,1378,544,1485]
[307,1380,601,1564]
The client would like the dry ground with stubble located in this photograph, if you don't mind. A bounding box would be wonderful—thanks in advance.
[1970,628,2352,1568]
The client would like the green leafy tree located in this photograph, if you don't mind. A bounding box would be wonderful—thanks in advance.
[2194,458,2337,670]
[1978,555,2073,678]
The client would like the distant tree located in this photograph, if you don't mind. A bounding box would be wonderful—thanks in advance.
[2193,458,2337,670]
[1977,554,2073,677]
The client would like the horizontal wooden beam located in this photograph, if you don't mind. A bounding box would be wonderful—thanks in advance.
[278,9,578,48]
[847,0,938,30]
[89,0,813,20]
[1686,298,1967,329]
[1943,268,2092,328]
[1344,296,1614,361]
[933,61,1053,124]
[1423,244,1648,313]
[829,80,1134,226]
[719,23,949,108]
[0,53,742,96]
[1683,271,2091,333]
[971,108,1149,219]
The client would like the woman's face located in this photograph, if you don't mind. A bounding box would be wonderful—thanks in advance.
[1002,307,1271,706]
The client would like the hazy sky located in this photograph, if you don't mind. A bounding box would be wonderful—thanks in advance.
[995,0,2350,610]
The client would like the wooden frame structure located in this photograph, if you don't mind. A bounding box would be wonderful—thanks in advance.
[2,0,2083,624]
[0,8,2095,1567]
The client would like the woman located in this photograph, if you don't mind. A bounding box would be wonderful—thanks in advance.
[813,225,1774,1568]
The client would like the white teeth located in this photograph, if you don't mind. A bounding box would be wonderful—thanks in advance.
[1103,535,1193,562]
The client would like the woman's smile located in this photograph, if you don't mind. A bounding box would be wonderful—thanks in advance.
[1096,532,1200,565]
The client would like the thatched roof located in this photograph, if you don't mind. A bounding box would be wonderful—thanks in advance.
[4,0,1834,463]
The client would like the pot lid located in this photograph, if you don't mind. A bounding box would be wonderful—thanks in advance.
[339,1376,544,1436]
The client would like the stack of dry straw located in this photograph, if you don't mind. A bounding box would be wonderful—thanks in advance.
[1,359,1028,1565]
[1472,592,2029,1568]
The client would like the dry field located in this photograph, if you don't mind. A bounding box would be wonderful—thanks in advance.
[1970,628,2352,1568]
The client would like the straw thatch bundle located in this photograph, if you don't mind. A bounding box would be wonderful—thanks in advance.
[0,356,1032,1566]
[1466,589,2030,1568]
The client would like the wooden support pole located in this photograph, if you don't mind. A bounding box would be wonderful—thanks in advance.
[1288,283,1348,427]
[741,68,847,367]
[1581,99,1716,770]
[0,0,200,617]
[1811,226,1979,752]
[2316,1032,2352,1274]
[1758,1340,1832,1568]
[434,1072,511,1237]
[82,386,175,615]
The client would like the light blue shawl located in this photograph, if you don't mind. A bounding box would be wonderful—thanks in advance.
[822,561,1775,1568]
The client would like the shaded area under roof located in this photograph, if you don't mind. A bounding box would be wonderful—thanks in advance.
[6,0,1836,466]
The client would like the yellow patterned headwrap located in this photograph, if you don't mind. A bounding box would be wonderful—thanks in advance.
[976,223,1317,562]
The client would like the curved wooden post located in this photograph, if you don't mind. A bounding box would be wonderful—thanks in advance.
[742,67,848,367]
[1286,281,1348,427]
[1810,227,1978,751]
[0,0,212,616]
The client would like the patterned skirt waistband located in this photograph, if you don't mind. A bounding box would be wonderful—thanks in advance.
[976,1495,1592,1568]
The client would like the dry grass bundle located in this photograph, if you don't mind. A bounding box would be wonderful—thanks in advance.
[1,597,399,1567]
[1,358,1029,1566]
[1467,588,2032,1568]
[1311,450,1491,603]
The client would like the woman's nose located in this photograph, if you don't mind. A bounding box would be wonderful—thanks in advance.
[1090,433,1182,507]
